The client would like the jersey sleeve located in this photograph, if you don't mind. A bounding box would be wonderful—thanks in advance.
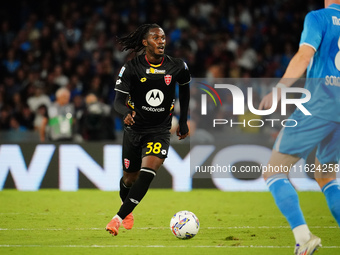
[177,61,191,85]
[299,12,323,51]
[114,64,131,94]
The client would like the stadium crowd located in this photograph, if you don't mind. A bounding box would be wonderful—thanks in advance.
[0,0,322,140]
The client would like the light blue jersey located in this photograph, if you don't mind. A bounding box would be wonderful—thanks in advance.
[274,4,340,163]
[299,4,340,122]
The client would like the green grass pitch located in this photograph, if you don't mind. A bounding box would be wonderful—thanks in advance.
[0,189,339,255]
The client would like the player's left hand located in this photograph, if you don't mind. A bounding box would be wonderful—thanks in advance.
[124,111,136,125]
[177,122,189,140]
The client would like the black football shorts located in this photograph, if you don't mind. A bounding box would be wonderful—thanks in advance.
[122,127,170,172]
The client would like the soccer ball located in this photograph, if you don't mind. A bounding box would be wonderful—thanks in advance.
[170,210,200,239]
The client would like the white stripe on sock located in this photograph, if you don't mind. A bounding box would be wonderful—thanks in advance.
[323,182,339,193]
[266,178,283,188]
[140,168,156,176]
[113,215,123,223]
[266,174,287,188]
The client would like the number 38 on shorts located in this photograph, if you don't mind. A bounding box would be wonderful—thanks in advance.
[145,142,167,156]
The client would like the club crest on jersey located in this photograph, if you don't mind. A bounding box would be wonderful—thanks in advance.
[164,74,172,85]
[124,158,130,169]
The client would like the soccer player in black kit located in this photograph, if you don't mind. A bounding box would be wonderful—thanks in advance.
[106,24,191,236]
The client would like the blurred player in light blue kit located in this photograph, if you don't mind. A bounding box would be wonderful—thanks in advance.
[259,0,340,254]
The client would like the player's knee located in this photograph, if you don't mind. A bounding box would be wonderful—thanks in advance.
[122,176,135,187]
[142,156,164,171]
[123,172,139,186]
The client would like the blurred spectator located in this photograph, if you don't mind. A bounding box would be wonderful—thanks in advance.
[40,87,74,142]
[67,74,83,100]
[27,80,51,112]
[33,104,48,131]
[9,115,27,132]
[2,49,21,74]
[10,92,24,114]
[78,93,115,141]
[15,68,27,87]
[4,75,21,100]
[40,57,52,80]
[0,106,11,130]
[88,75,103,99]
[17,104,35,130]
[0,20,15,52]
[40,25,53,55]
[82,29,97,53]
[53,65,69,87]
[22,51,40,72]
[44,71,59,97]
[190,0,215,22]
[62,19,82,44]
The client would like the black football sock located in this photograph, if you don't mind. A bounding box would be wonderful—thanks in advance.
[119,177,131,202]
[117,168,156,219]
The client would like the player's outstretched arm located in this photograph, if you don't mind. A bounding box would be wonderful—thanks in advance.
[259,45,315,110]
[177,84,190,140]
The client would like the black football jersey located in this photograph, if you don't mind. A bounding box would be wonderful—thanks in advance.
[115,54,191,132]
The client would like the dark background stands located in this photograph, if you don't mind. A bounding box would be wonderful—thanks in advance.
[0,0,322,140]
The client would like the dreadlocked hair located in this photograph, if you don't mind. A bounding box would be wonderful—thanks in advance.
[117,24,161,53]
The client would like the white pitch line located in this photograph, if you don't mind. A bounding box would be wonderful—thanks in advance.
[0,244,339,249]
[0,226,338,231]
